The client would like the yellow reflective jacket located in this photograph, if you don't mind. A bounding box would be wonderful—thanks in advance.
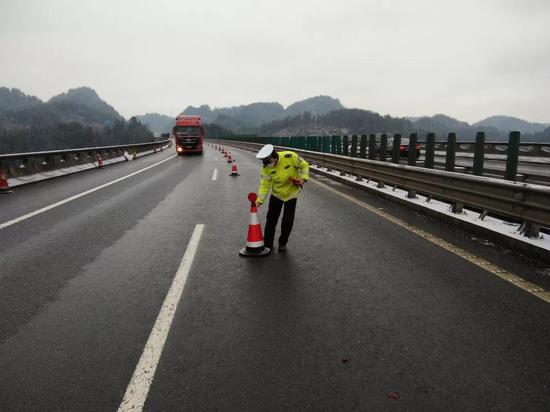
[257,150,310,204]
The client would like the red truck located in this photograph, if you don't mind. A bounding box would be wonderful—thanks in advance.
[173,115,204,155]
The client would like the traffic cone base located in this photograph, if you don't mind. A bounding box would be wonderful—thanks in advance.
[239,246,271,257]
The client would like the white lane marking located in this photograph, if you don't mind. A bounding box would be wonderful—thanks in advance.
[0,155,177,231]
[214,157,218,161]
[117,224,204,412]
[212,168,218,181]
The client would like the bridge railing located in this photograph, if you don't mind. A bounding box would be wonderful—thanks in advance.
[215,139,550,238]
[0,139,171,180]
[213,132,550,186]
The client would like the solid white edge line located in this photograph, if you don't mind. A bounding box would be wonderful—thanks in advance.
[212,168,218,181]
[117,223,205,412]
[0,155,177,231]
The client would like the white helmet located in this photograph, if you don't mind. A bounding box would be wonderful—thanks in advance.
[256,144,274,160]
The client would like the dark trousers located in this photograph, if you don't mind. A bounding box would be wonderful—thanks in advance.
[264,196,297,248]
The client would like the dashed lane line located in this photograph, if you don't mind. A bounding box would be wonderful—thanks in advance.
[117,224,205,412]
[0,155,177,231]
[311,178,550,304]
[212,168,218,181]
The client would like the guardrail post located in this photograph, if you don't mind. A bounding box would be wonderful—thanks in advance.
[424,133,435,169]
[351,135,358,157]
[290,136,297,148]
[342,135,349,156]
[519,222,540,238]
[505,131,520,181]
[408,133,417,166]
[391,134,401,164]
[359,135,367,158]
[322,136,331,153]
[451,202,464,214]
[380,134,388,162]
[336,136,342,155]
[340,136,349,175]
[368,134,376,160]
[445,132,456,172]
[473,132,485,176]
[406,133,418,198]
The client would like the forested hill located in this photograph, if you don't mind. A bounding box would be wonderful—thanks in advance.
[136,113,175,134]
[258,111,549,141]
[182,96,344,132]
[0,87,42,114]
[260,109,414,136]
[0,87,152,154]
[473,115,549,134]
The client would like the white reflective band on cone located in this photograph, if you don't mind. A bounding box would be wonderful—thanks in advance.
[246,240,265,248]
[249,213,260,225]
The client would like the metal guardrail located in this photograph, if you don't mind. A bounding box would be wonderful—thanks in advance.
[214,133,550,186]
[216,139,550,238]
[0,139,171,180]
[434,141,550,159]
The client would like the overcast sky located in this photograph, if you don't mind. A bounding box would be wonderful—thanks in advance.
[1,0,549,123]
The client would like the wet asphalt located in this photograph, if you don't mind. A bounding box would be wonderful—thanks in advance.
[0,145,549,411]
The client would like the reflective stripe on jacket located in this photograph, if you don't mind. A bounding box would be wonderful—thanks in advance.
[257,150,310,204]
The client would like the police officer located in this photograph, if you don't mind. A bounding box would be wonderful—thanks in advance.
[255,144,309,252]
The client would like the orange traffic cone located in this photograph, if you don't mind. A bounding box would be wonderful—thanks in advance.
[239,193,271,257]
[227,153,233,163]
[229,160,240,176]
[0,169,12,194]
[97,154,104,168]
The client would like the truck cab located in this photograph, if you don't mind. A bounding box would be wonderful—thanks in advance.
[173,115,204,155]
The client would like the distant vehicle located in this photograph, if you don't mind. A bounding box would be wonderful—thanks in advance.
[173,115,204,155]
[374,137,421,159]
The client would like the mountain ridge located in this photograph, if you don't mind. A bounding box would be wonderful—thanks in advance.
[0,86,152,153]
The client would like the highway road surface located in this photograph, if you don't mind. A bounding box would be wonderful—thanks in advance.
[1,145,549,411]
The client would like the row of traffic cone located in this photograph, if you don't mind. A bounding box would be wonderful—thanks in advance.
[215,144,240,177]
[210,143,269,256]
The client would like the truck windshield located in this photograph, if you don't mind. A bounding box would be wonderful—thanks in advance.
[174,126,201,136]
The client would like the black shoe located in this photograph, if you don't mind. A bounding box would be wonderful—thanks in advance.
[278,244,287,252]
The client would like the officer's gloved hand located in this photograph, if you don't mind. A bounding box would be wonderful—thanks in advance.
[290,177,305,187]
